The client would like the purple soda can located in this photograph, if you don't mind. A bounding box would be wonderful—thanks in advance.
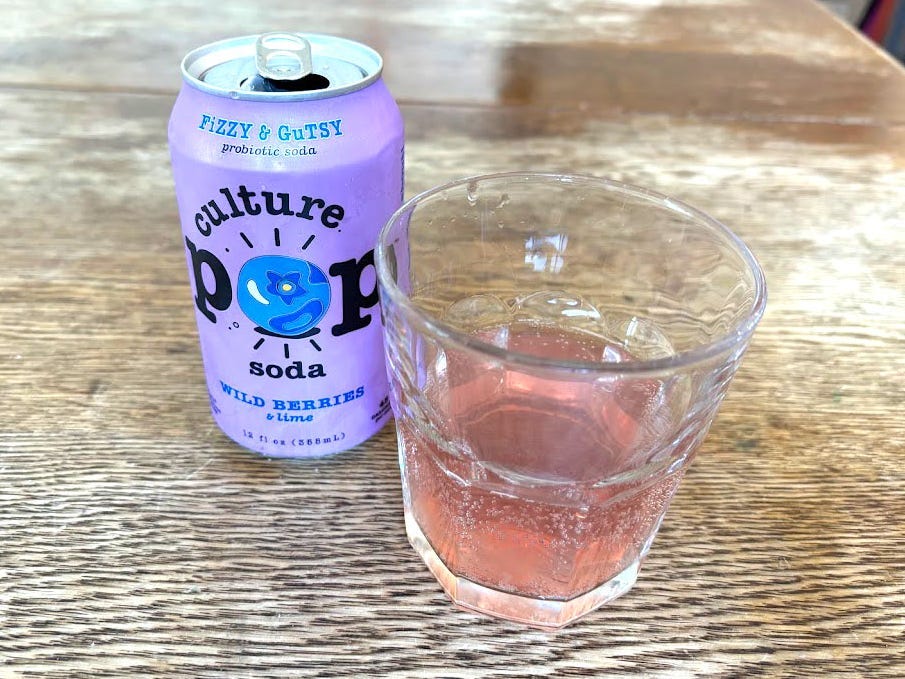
[168,33,403,457]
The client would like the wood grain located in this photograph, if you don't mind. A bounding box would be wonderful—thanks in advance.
[2,0,905,121]
[1,1,904,676]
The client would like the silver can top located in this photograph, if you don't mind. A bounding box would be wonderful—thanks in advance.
[181,33,383,101]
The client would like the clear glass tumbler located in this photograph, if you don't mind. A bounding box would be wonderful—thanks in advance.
[376,173,766,628]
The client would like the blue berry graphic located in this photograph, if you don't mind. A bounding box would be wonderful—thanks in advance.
[237,255,330,337]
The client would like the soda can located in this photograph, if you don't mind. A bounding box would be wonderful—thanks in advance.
[168,33,404,457]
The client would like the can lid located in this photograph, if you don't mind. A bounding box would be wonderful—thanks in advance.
[181,33,383,101]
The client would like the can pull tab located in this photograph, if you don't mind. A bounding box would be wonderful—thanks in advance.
[246,32,330,92]
[256,33,313,81]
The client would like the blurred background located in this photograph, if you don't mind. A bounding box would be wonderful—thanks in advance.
[823,0,905,60]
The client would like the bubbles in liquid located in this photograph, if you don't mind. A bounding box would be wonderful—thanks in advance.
[496,193,511,209]
[443,290,677,364]
[607,313,675,361]
[512,290,601,323]
[465,180,479,207]
[444,294,512,331]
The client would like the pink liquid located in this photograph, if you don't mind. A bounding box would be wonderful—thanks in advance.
[398,322,694,602]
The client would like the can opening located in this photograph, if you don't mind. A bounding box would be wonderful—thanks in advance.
[241,72,330,92]
[244,32,330,92]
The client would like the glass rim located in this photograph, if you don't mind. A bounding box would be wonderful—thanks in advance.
[375,171,767,375]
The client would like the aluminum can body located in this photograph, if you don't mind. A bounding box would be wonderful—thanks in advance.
[168,34,403,456]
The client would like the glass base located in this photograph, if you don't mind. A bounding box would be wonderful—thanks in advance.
[404,510,640,629]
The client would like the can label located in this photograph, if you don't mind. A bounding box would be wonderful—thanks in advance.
[170,71,403,457]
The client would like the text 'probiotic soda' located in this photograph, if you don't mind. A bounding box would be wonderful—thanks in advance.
[169,33,404,456]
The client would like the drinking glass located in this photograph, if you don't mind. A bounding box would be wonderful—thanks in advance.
[375,172,766,628]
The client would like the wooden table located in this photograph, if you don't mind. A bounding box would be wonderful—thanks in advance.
[2,1,903,675]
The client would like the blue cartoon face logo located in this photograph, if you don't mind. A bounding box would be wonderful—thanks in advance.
[237,255,331,337]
